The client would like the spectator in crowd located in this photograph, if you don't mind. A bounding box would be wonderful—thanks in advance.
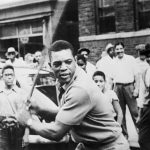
[77,48,96,78]
[33,51,50,71]
[17,40,130,150]
[5,47,26,67]
[135,44,149,111]
[93,71,123,125]
[24,53,34,68]
[137,44,150,150]
[33,51,42,68]
[145,43,150,64]
[113,42,139,139]
[76,54,87,72]
[0,65,27,150]
[96,43,115,90]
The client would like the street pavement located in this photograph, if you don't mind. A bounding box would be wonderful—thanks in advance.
[126,107,140,149]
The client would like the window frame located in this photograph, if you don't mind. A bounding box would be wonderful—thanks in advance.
[95,0,116,34]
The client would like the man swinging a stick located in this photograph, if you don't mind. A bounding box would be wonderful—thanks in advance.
[17,40,130,150]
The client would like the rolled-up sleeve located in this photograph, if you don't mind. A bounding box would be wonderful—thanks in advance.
[56,86,92,125]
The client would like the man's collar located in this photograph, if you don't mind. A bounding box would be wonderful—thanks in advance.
[0,83,19,93]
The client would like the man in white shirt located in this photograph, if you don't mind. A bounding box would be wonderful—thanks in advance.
[135,44,149,108]
[137,44,150,150]
[113,42,139,139]
[96,43,115,89]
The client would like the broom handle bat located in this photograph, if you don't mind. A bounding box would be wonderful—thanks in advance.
[26,46,47,108]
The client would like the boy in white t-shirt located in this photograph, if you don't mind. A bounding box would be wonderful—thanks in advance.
[93,71,123,125]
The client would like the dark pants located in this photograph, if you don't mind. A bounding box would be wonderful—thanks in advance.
[0,127,24,150]
[114,83,138,138]
[138,104,150,150]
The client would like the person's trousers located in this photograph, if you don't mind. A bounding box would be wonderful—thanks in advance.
[114,83,138,138]
[138,104,150,150]
[0,128,23,150]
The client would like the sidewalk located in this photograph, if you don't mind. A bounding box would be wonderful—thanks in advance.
[126,107,140,149]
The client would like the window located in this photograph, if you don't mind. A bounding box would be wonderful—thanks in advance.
[0,24,17,37]
[97,0,115,34]
[138,0,150,29]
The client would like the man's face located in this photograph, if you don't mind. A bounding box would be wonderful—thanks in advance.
[93,75,105,92]
[7,52,16,60]
[50,49,76,85]
[77,59,86,71]
[35,52,42,62]
[3,68,15,86]
[80,51,88,59]
[139,54,146,61]
[115,44,124,59]
[107,47,114,58]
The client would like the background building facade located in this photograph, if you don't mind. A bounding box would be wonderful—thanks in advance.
[0,0,78,59]
[78,0,150,64]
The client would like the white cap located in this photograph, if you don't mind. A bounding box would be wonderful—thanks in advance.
[6,47,18,56]
[105,43,114,53]
[7,47,16,53]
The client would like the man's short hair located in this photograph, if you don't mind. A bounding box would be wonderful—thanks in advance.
[115,42,124,48]
[2,65,14,75]
[76,54,87,64]
[78,48,90,55]
[49,40,75,57]
[92,71,106,81]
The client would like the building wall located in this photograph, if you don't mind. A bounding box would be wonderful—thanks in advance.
[80,33,150,64]
[78,0,96,36]
[115,0,135,32]
[52,0,79,53]
[78,0,150,64]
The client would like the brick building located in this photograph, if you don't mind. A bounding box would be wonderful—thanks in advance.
[0,0,78,59]
[78,0,150,64]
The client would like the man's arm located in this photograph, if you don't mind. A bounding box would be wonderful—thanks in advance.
[112,100,123,125]
[133,72,140,98]
[27,120,71,141]
[133,58,140,97]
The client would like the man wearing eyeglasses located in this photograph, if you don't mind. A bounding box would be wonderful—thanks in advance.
[17,40,130,150]
[0,65,28,150]
[113,42,139,139]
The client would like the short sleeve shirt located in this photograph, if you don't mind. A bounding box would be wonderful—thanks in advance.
[0,83,27,116]
[103,90,119,117]
[56,67,122,143]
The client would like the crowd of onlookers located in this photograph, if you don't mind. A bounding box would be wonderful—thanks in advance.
[0,41,150,150]
[76,42,150,150]
[0,47,49,70]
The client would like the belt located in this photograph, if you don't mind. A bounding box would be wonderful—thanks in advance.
[116,82,133,86]
[83,139,116,149]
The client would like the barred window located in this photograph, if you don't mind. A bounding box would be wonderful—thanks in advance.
[138,0,150,29]
[96,0,115,34]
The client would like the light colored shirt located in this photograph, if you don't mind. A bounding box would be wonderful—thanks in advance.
[103,90,119,117]
[96,55,115,90]
[56,66,121,143]
[136,58,149,108]
[96,55,114,79]
[0,83,27,116]
[5,58,27,67]
[112,54,139,84]
[86,61,96,79]
[141,67,150,106]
